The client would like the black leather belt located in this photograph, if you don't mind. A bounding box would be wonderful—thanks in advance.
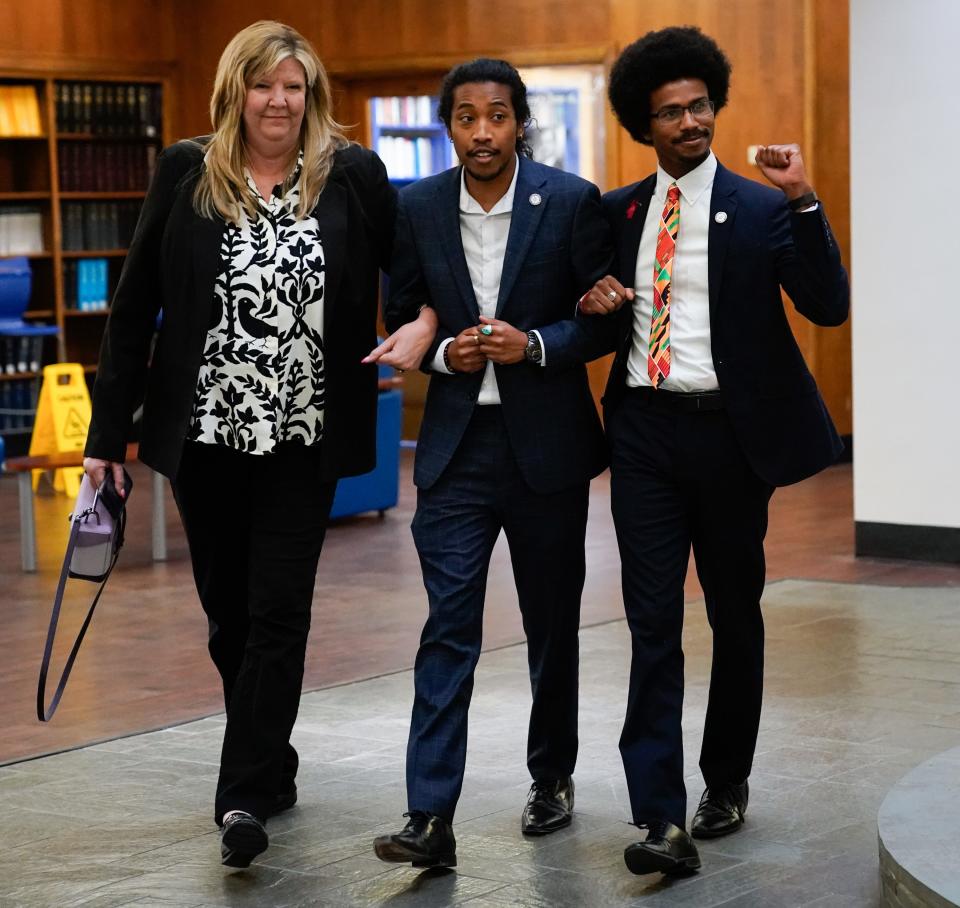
[626,386,725,412]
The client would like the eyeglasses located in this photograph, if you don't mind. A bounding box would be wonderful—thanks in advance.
[649,97,715,125]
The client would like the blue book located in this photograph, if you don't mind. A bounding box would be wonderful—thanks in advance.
[96,258,107,309]
[78,259,90,311]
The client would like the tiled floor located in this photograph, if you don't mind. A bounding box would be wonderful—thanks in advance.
[3,578,960,907]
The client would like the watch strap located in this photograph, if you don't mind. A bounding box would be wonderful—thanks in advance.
[788,191,818,212]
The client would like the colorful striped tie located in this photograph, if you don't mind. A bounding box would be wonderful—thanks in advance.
[649,183,680,388]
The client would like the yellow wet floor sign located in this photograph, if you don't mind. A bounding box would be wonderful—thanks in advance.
[29,363,91,497]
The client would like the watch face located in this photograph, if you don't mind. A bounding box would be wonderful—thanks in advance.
[526,335,542,363]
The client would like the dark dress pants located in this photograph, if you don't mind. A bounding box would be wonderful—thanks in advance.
[406,406,587,821]
[172,440,336,825]
[607,391,773,829]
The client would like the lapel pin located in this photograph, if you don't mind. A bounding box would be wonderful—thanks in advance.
[529,193,542,206]
[714,211,728,224]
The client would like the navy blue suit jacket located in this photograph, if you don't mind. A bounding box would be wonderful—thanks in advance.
[600,161,850,487]
[385,156,614,494]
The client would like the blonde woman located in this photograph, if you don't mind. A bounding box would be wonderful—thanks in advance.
[83,21,437,867]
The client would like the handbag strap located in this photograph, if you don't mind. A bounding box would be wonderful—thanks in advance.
[36,508,125,722]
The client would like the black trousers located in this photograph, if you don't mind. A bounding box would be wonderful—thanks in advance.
[607,391,773,829]
[406,406,587,820]
[172,440,336,825]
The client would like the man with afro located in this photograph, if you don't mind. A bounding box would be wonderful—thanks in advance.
[580,26,849,876]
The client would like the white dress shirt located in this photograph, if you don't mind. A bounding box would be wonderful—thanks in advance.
[627,152,718,392]
[432,157,544,402]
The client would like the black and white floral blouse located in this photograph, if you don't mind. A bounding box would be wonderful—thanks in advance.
[188,152,326,453]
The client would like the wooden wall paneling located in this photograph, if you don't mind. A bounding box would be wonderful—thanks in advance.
[807,0,852,434]
[313,0,610,63]
[172,0,610,137]
[0,0,178,71]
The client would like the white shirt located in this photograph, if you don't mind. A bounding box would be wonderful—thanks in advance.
[627,152,718,392]
[432,157,544,402]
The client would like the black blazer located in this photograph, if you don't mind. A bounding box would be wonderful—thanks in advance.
[85,139,396,481]
[385,156,614,494]
[601,161,850,487]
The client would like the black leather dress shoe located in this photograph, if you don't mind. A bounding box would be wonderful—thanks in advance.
[624,820,701,876]
[691,781,748,839]
[220,811,268,868]
[521,776,574,835]
[373,812,456,868]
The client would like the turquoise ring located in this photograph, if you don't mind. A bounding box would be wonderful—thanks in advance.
[480,325,494,336]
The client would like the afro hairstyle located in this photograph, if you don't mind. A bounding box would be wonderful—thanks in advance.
[608,26,732,145]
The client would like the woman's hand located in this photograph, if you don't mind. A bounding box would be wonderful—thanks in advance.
[363,306,439,371]
[83,457,127,497]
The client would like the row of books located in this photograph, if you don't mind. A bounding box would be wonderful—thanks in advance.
[63,259,111,311]
[1,335,44,375]
[373,95,436,127]
[56,82,161,138]
[58,142,157,192]
[0,379,38,432]
[0,85,43,138]
[62,201,141,251]
[0,207,44,255]
[377,136,438,180]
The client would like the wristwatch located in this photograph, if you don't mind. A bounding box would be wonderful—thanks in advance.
[787,191,818,212]
[524,331,543,364]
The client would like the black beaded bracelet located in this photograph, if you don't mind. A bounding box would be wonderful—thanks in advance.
[442,343,456,373]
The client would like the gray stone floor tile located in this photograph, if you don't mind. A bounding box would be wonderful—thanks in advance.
[3,579,960,906]
[462,866,661,907]
[0,863,146,908]
[323,866,506,906]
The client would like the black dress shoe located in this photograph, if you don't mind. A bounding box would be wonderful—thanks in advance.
[268,783,298,817]
[521,776,574,835]
[373,812,456,868]
[220,811,268,868]
[691,781,748,839]
[624,820,701,876]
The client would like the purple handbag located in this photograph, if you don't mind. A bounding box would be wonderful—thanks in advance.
[37,468,132,721]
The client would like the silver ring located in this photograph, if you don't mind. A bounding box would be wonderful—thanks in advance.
[480,325,494,336]
[607,290,618,302]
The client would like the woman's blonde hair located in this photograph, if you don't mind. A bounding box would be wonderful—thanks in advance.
[194,20,346,223]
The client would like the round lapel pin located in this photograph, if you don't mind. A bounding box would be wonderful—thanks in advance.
[714,211,728,224]
[529,193,542,206]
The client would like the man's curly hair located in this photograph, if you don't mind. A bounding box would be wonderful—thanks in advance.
[437,58,533,158]
[609,26,732,145]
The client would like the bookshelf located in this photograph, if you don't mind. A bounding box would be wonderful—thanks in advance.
[0,71,166,451]
[370,95,453,186]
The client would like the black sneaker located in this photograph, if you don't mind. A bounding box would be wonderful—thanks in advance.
[220,811,268,868]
